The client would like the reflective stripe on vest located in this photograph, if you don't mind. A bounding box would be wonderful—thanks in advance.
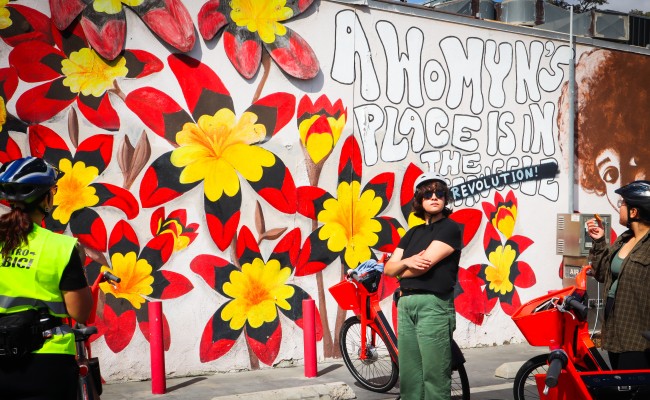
[0,224,78,355]
[0,295,68,315]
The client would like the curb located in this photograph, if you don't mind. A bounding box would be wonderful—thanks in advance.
[494,361,525,379]
[211,381,356,400]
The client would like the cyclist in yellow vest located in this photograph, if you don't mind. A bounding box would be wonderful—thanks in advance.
[0,156,92,399]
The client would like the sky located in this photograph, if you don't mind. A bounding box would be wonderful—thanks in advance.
[566,0,650,13]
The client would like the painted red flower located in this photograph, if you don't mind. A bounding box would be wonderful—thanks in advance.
[29,124,139,252]
[198,0,319,79]
[87,220,194,353]
[49,0,195,60]
[466,191,536,317]
[9,20,162,130]
[191,226,322,364]
[126,53,296,252]
[295,136,402,273]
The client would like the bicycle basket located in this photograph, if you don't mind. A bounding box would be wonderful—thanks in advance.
[328,280,361,311]
[512,287,573,346]
[358,270,382,293]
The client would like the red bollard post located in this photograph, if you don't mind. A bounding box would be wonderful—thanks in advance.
[303,298,317,378]
[148,301,166,394]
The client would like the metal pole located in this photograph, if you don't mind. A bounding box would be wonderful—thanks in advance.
[568,6,576,213]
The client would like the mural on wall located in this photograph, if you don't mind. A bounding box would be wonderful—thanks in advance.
[1,0,649,378]
[558,49,650,213]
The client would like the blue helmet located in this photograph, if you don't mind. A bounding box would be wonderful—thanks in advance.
[0,157,63,204]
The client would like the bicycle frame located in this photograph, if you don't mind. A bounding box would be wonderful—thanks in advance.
[329,271,398,363]
[66,270,121,400]
[512,266,650,400]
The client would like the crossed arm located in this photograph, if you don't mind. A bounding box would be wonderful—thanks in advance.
[384,240,454,279]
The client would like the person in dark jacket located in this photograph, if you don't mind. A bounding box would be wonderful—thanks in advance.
[384,172,462,400]
[586,180,650,370]
[0,156,92,399]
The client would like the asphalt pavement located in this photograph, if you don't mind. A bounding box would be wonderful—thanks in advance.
[102,342,548,400]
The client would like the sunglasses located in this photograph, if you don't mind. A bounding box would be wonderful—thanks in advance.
[423,189,445,200]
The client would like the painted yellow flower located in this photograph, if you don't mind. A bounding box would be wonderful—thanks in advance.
[221,258,294,330]
[52,159,100,224]
[61,48,128,97]
[299,114,345,164]
[99,252,154,309]
[318,181,382,268]
[485,244,515,295]
[0,0,11,30]
[230,0,293,44]
[93,0,144,14]
[160,220,191,252]
[491,204,518,239]
[0,97,6,131]
[170,108,273,202]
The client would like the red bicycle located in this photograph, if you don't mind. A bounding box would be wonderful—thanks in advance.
[329,267,470,398]
[511,266,650,400]
[68,270,121,400]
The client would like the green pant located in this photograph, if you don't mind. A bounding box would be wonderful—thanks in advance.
[397,293,456,400]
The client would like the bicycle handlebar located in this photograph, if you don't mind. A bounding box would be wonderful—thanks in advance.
[544,350,568,390]
[565,296,588,321]
[346,269,360,281]
[102,270,121,284]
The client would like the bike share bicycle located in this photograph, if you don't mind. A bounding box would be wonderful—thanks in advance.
[329,263,470,399]
[68,270,121,400]
[511,265,650,400]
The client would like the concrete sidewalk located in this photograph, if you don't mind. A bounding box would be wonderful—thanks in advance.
[102,343,548,400]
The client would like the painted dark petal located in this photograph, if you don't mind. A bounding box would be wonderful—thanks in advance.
[191,89,234,122]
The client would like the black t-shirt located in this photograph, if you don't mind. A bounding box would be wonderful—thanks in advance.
[397,217,463,295]
[59,247,88,291]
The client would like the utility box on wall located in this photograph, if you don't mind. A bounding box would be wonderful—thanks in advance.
[556,213,612,257]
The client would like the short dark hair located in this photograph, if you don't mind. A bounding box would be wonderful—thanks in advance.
[412,180,452,219]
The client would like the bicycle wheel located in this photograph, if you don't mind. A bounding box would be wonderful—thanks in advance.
[451,364,470,400]
[340,316,399,392]
[513,353,549,400]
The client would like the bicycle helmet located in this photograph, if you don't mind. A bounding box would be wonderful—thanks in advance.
[413,171,446,192]
[0,157,63,204]
[615,180,650,223]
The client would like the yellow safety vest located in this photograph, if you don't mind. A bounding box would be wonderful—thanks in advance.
[0,224,78,355]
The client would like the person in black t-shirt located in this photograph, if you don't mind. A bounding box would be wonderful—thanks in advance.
[385,172,462,400]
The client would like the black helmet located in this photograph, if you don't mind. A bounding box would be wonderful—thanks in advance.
[0,157,63,204]
[615,180,650,223]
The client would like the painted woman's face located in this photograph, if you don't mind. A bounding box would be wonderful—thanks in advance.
[595,148,647,211]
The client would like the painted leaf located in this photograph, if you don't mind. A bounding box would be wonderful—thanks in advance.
[199,305,240,362]
[205,191,241,251]
[248,160,297,214]
[69,208,108,252]
[136,0,196,53]
[125,87,193,144]
[150,270,194,299]
[1,5,53,46]
[92,183,139,220]
[108,220,140,259]
[139,153,200,208]
[80,7,126,61]
[167,54,232,120]
[245,318,281,366]
[267,29,319,80]
[223,28,262,80]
